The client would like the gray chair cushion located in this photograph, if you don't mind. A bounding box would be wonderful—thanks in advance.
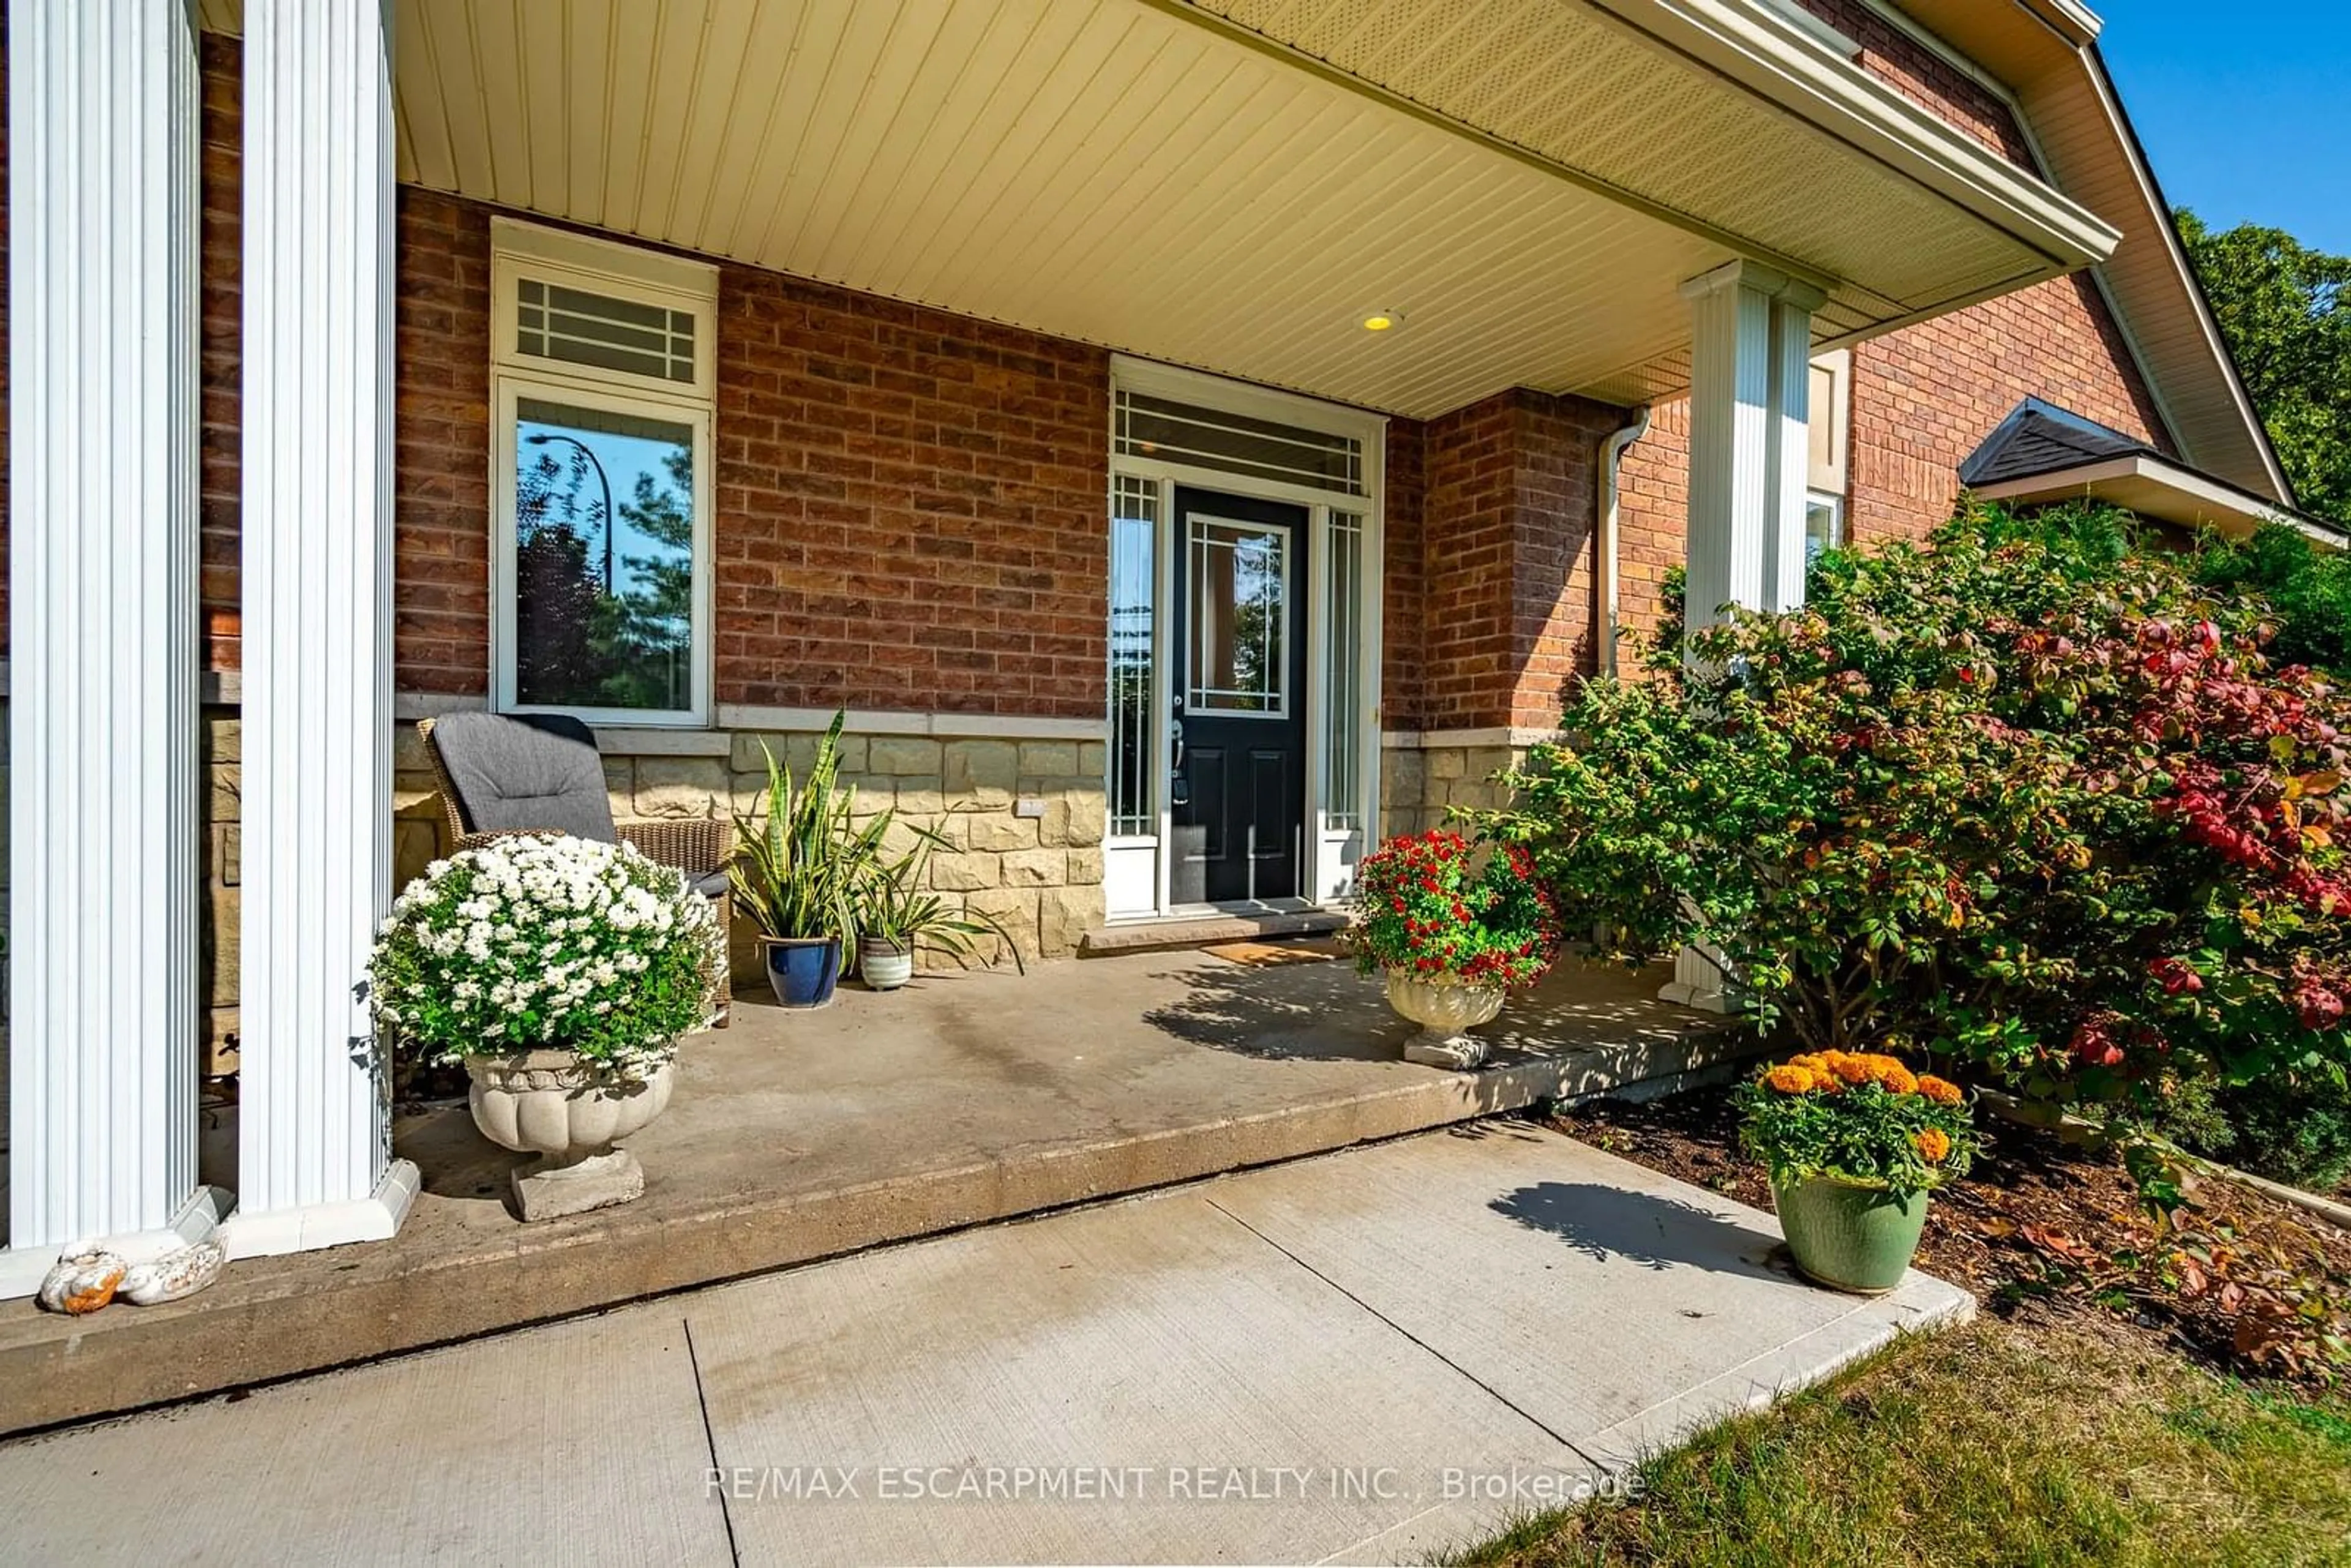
[432,711,618,842]
[690,868,732,900]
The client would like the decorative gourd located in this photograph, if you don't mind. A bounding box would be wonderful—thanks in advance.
[119,1240,227,1306]
[36,1249,128,1315]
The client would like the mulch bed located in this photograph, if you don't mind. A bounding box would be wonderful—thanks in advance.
[1550,1083,2351,1390]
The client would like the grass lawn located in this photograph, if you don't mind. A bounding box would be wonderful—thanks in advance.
[1448,1313,2351,1567]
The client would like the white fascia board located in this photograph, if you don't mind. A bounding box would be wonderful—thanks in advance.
[1974,454,2341,546]
[1599,0,2120,271]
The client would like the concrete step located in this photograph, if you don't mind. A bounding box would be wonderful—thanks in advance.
[1080,909,1349,956]
[0,951,1742,1436]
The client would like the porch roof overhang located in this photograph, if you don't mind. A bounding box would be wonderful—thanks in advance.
[204,0,2117,419]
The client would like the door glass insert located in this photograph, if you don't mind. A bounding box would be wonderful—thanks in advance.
[1115,391,1365,495]
[1187,517,1288,716]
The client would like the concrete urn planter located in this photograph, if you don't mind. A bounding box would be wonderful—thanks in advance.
[1383,969,1506,1070]
[464,1050,677,1221]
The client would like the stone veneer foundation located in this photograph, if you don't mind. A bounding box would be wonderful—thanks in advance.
[1378,734,1543,841]
[390,721,1108,986]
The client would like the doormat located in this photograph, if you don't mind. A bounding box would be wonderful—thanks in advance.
[1201,936,1347,967]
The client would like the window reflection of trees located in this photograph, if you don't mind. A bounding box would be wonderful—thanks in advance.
[514,417,695,712]
[1225,533,1281,705]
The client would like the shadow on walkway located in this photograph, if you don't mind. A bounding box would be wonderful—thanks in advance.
[1488,1180,1783,1278]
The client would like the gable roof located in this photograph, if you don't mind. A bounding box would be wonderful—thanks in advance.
[1883,1,2295,506]
[1959,397,2155,486]
[1962,397,2339,542]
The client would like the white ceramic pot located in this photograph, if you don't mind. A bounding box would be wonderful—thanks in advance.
[464,1050,677,1220]
[1383,969,1507,1069]
[859,937,916,991]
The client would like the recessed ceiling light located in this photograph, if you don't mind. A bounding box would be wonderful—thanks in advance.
[1361,311,1401,332]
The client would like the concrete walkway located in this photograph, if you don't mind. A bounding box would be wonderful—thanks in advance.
[0,1125,1968,1566]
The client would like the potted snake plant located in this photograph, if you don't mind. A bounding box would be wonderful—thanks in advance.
[729,712,892,1008]
[853,835,1027,990]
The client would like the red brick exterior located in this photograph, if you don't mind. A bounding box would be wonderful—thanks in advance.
[1380,419,1428,730]
[1417,389,1626,729]
[711,271,1106,716]
[392,189,495,692]
[199,32,242,667]
[1789,0,2033,162]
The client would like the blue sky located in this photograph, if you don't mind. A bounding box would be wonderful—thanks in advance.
[2099,2,2351,253]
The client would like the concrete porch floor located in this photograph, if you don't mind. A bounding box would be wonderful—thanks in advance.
[0,947,1742,1435]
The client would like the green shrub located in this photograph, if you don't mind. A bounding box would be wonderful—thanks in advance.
[2195,519,2351,676]
[1480,500,2351,1152]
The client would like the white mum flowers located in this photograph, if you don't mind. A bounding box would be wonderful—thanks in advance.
[369,833,718,1071]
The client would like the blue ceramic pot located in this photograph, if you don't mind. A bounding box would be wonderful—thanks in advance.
[763,936,843,1008]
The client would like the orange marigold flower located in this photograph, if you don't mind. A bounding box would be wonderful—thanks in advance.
[1826,1054,1876,1086]
[1918,1075,1963,1106]
[1916,1128,1952,1163]
[1873,1062,1920,1096]
[1764,1064,1817,1094]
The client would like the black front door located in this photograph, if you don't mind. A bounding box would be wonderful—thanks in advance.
[1170,487,1308,905]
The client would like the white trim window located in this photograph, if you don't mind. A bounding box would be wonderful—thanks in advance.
[1806,349,1851,565]
[1805,490,1846,563]
[489,219,719,727]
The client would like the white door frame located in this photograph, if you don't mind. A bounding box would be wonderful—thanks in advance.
[1102,356,1385,920]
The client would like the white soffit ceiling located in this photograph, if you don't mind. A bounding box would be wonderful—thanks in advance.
[367,0,2103,418]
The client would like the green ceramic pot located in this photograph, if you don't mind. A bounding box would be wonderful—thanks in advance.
[1771,1173,1932,1294]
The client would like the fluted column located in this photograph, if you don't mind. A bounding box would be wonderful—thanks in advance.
[223,0,418,1256]
[2,0,220,1296]
[1663,260,1823,1014]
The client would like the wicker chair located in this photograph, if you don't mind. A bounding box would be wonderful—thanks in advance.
[418,712,733,1026]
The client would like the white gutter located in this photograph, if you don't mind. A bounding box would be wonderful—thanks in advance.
[1596,406,1655,678]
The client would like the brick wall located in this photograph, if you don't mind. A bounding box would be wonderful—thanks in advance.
[393,189,495,693]
[1420,388,1625,730]
[1613,400,1693,661]
[1790,0,2034,163]
[711,269,1107,718]
[199,32,241,667]
[1846,276,2169,542]
[1381,418,1427,733]
[383,192,1111,715]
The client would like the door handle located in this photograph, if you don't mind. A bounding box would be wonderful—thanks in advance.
[1170,718,1186,771]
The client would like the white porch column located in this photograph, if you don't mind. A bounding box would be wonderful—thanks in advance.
[222,0,419,1257]
[2,0,223,1296]
[1662,260,1823,1014]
